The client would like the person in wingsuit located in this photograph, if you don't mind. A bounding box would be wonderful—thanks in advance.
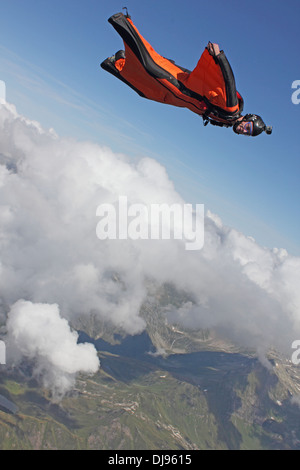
[101,11,272,137]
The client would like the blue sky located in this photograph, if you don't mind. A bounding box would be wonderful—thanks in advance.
[0,0,299,255]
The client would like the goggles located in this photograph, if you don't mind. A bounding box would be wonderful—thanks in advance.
[235,121,254,136]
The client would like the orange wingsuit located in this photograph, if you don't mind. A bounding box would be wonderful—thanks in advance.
[101,12,243,126]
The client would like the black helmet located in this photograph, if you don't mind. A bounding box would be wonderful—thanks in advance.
[233,114,272,136]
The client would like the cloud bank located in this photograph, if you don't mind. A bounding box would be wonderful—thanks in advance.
[1,102,300,394]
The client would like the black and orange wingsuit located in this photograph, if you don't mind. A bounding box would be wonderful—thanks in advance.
[101,12,244,127]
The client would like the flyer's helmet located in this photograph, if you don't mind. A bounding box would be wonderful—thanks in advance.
[233,114,272,136]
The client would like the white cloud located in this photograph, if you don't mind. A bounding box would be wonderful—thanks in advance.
[6,300,99,399]
[1,102,300,395]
